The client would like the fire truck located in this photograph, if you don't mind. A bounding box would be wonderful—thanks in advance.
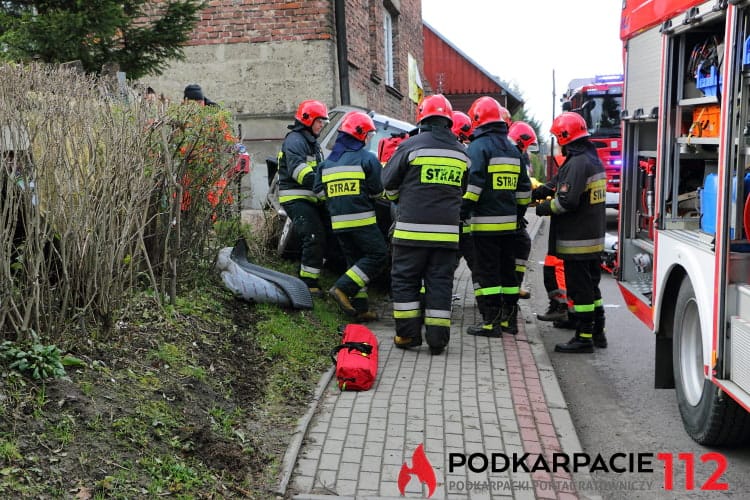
[618,0,750,444]
[559,74,624,209]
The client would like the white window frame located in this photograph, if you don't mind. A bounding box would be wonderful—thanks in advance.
[383,10,394,87]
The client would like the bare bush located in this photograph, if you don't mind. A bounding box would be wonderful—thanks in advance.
[0,63,241,344]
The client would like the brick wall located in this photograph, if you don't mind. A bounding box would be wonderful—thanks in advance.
[344,0,422,121]
[189,0,335,44]
[145,0,423,208]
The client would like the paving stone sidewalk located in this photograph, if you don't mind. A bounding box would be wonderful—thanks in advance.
[280,216,601,500]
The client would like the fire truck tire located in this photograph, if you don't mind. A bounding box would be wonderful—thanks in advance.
[673,276,750,445]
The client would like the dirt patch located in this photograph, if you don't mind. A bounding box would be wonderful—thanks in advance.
[0,288,313,499]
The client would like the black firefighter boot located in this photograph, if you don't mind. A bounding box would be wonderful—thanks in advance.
[500,303,519,335]
[593,306,608,348]
[467,303,502,338]
[555,312,594,353]
[553,310,578,330]
[537,294,567,322]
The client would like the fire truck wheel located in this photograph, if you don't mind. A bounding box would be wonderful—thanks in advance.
[673,276,750,445]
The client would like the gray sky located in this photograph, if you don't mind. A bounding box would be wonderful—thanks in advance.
[421,0,624,136]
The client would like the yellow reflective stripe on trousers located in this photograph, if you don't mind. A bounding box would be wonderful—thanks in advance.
[475,286,501,297]
[393,222,459,243]
[573,303,595,313]
[470,215,517,232]
[502,286,520,294]
[393,230,459,243]
[345,266,369,288]
[331,211,377,230]
[393,301,421,319]
[394,309,422,319]
[425,308,451,327]
[425,317,451,327]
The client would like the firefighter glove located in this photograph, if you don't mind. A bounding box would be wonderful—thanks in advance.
[535,201,552,216]
[532,184,554,201]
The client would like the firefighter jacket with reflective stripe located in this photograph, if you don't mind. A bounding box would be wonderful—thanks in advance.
[313,148,384,232]
[381,127,470,249]
[278,124,324,205]
[462,124,532,234]
[550,140,607,260]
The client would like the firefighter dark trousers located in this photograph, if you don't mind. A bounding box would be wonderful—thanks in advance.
[563,258,602,336]
[333,225,388,313]
[472,233,519,323]
[459,222,474,273]
[391,245,457,350]
[515,228,531,284]
[283,200,326,287]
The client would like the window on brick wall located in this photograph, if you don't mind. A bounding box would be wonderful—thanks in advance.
[383,9,395,87]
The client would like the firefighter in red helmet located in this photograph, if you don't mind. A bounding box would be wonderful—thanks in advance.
[461,96,532,337]
[314,111,387,322]
[536,112,607,353]
[451,111,474,145]
[382,94,470,355]
[508,121,538,300]
[277,99,330,295]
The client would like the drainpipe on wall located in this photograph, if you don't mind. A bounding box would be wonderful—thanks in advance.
[334,0,350,105]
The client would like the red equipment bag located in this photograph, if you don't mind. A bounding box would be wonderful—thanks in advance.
[377,132,409,164]
[330,324,379,391]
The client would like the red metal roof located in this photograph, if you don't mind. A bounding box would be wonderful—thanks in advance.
[423,24,504,95]
[422,23,522,114]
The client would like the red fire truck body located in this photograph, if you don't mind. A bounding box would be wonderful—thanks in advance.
[618,0,750,445]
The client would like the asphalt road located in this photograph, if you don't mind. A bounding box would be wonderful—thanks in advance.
[526,214,750,499]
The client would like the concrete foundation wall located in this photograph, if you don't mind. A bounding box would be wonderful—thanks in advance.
[146,41,339,210]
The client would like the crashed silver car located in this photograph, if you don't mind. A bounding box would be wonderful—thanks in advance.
[264,105,414,259]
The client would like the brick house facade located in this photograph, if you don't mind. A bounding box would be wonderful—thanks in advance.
[146,0,423,209]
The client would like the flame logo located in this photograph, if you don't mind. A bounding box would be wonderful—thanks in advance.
[397,443,437,497]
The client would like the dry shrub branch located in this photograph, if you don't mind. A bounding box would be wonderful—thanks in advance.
[0,63,240,345]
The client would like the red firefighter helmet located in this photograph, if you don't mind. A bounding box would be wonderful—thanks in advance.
[550,112,589,146]
[468,96,511,128]
[295,99,329,127]
[451,111,473,141]
[416,94,454,125]
[508,121,538,152]
[339,111,376,142]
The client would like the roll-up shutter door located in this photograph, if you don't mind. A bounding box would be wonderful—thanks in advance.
[625,26,662,116]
